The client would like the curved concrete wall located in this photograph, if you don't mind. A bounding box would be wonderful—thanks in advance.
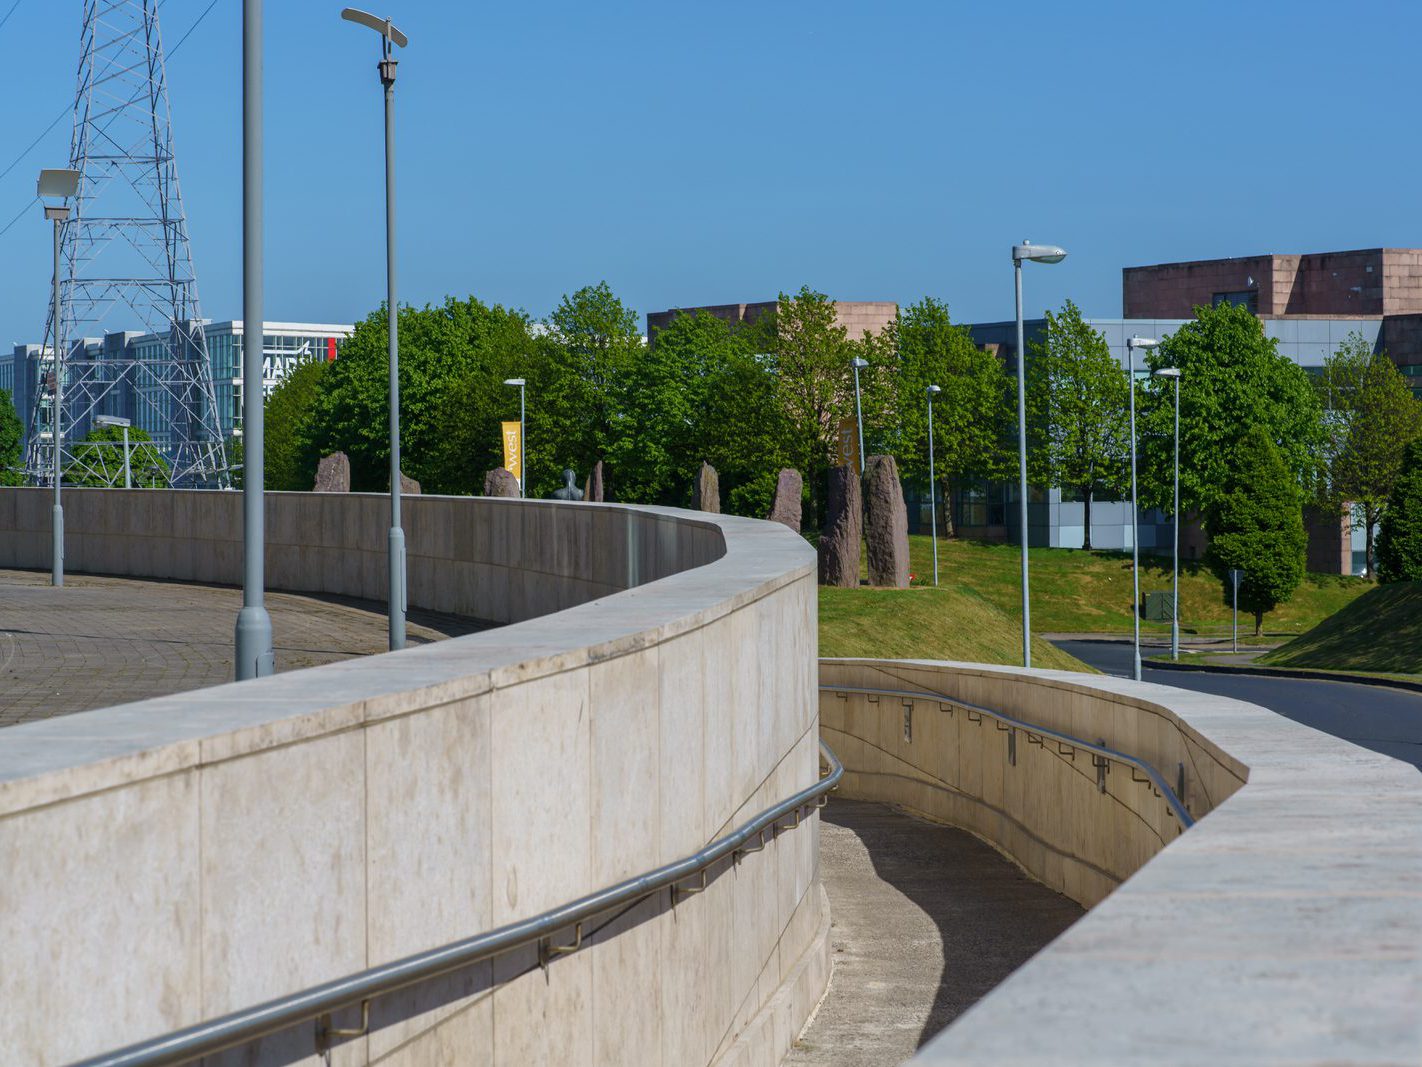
[0,488,826,1067]
[821,659,1422,1065]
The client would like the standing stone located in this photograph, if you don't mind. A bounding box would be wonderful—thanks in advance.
[484,467,520,498]
[863,454,910,588]
[767,469,803,531]
[818,465,862,588]
[585,460,605,502]
[313,452,350,493]
[400,471,421,495]
[697,462,721,513]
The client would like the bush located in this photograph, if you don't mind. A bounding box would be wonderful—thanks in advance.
[1376,437,1422,583]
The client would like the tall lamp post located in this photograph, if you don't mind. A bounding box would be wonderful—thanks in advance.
[1011,240,1067,668]
[503,377,526,497]
[234,0,273,679]
[1126,336,1159,681]
[37,168,79,588]
[1154,367,1183,660]
[926,384,941,586]
[849,357,868,474]
[94,415,133,489]
[342,7,409,652]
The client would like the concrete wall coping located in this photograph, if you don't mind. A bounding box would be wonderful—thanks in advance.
[849,660,1422,1065]
[0,500,814,819]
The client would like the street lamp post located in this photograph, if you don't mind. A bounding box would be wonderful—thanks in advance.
[342,7,409,652]
[503,377,526,497]
[1126,336,1160,681]
[234,0,273,680]
[1011,240,1068,668]
[94,415,133,489]
[37,168,79,589]
[849,357,868,475]
[927,384,941,586]
[1155,367,1183,660]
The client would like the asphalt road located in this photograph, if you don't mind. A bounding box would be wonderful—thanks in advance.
[1053,639,1422,771]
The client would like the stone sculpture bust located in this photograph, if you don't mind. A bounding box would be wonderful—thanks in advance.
[550,468,584,501]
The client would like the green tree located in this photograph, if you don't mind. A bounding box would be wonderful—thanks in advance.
[1375,437,1422,583]
[864,298,1009,535]
[265,357,329,491]
[306,297,540,494]
[65,425,169,487]
[1206,426,1307,635]
[1026,300,1129,549]
[0,389,22,486]
[1315,333,1422,576]
[1140,301,1324,516]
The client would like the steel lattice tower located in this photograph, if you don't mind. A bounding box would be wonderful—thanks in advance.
[25,0,228,487]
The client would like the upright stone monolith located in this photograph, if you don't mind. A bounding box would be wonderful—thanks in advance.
[484,467,520,498]
[768,468,803,531]
[697,462,721,513]
[313,452,350,493]
[818,465,862,587]
[863,454,909,588]
[585,460,605,502]
[400,471,421,495]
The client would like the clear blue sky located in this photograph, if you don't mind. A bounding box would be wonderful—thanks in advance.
[2,0,1419,343]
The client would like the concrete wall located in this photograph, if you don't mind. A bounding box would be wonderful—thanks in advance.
[819,659,1422,1065]
[0,488,827,1066]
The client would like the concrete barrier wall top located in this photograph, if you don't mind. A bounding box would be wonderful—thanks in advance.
[0,489,828,1066]
[821,660,1422,1066]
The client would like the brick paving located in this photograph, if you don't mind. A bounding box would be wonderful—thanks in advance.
[0,568,486,727]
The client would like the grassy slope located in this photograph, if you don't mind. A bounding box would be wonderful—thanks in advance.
[1258,582,1422,675]
[909,536,1367,637]
[818,584,1090,672]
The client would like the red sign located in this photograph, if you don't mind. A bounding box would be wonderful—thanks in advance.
[326,337,338,362]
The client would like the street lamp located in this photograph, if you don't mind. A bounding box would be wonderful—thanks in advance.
[1126,336,1159,681]
[94,415,132,489]
[234,0,273,680]
[1011,240,1067,668]
[849,357,868,475]
[1154,367,1183,661]
[503,377,526,497]
[342,7,409,652]
[37,167,80,589]
[926,384,942,586]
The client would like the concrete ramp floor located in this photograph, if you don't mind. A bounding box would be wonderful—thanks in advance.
[788,799,1083,1067]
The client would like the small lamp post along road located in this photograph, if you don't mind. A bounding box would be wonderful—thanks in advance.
[1154,367,1183,660]
[926,384,942,586]
[234,0,274,679]
[1126,336,1160,682]
[1011,240,1068,668]
[850,357,868,475]
[38,167,80,589]
[342,7,409,652]
[94,415,133,489]
[504,377,526,497]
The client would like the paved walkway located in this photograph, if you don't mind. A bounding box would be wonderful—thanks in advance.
[0,568,484,726]
[788,800,1082,1067]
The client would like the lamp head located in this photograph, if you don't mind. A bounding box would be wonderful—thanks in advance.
[37,169,81,200]
[340,7,408,46]
[1153,368,1181,379]
[94,415,132,428]
[926,384,942,397]
[503,378,526,387]
[849,358,869,370]
[1127,336,1160,350]
[1012,241,1067,265]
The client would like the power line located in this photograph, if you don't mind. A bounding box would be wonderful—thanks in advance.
[0,0,24,33]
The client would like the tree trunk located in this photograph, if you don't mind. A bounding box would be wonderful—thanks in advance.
[1082,487,1093,551]
[1254,609,1264,638]
[1365,505,1378,578]
[941,476,955,538]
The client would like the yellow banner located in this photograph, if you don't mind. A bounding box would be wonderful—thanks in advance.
[502,421,523,487]
[835,416,860,471]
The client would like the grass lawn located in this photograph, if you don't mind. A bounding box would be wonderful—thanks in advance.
[1259,582,1422,676]
[907,535,1369,638]
[818,584,1090,671]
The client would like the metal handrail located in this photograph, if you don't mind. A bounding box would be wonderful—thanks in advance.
[821,683,1194,829]
[72,739,844,1067]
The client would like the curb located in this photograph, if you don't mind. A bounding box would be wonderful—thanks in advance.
[1148,657,1422,695]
